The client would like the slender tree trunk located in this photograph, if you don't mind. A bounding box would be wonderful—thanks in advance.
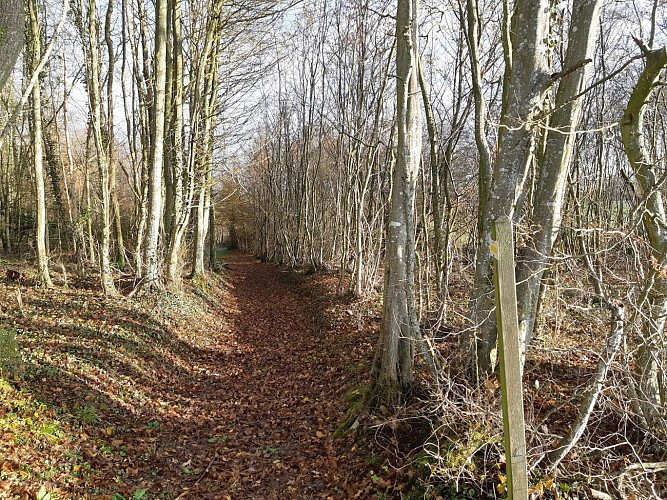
[61,53,85,276]
[620,42,667,428]
[464,0,493,243]
[191,38,219,278]
[208,193,216,270]
[192,137,210,278]
[461,0,494,366]
[369,0,421,408]
[186,4,221,279]
[84,132,95,264]
[516,0,602,360]
[105,0,125,269]
[125,0,151,277]
[74,0,118,296]
[165,0,188,285]
[143,0,169,287]
[28,0,53,288]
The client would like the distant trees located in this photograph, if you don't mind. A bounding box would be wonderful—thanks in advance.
[0,0,287,289]
[246,0,395,293]
[231,0,667,488]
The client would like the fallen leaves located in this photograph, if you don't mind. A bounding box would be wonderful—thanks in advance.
[0,253,378,498]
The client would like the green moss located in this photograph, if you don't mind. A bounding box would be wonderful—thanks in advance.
[0,377,14,394]
[334,386,368,437]
[0,328,21,377]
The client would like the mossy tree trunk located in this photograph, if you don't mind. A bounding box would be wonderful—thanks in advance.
[468,0,551,379]
[516,0,602,361]
[620,42,667,428]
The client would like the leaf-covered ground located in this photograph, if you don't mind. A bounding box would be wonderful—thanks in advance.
[6,252,661,499]
[0,253,392,499]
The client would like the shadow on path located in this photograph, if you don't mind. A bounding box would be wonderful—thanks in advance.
[172,253,371,498]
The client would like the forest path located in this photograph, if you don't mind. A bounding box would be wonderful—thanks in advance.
[1,252,378,499]
[166,253,372,498]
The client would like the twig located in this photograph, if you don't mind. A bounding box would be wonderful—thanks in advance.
[550,58,592,81]
[174,450,220,499]
[623,461,667,473]
[541,209,627,469]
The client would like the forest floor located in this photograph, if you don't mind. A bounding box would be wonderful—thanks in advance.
[0,252,401,499]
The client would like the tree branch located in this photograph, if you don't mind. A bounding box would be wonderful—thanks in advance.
[550,58,592,82]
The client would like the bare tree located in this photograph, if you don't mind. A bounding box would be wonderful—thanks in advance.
[620,40,667,428]
[369,0,421,407]
[27,0,53,287]
[467,0,552,378]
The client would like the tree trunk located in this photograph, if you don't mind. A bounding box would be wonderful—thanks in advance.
[186,4,221,279]
[124,0,151,277]
[165,0,188,285]
[191,36,219,279]
[369,0,421,408]
[208,193,216,270]
[516,0,602,360]
[143,0,169,288]
[468,0,551,379]
[84,133,95,264]
[464,0,493,248]
[61,54,86,276]
[619,42,667,428]
[74,0,118,296]
[105,0,126,270]
[28,0,53,288]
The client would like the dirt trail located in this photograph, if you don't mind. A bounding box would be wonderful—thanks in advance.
[162,254,371,498]
[1,253,376,499]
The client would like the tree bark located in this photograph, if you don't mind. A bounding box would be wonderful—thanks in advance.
[165,0,189,285]
[143,0,169,288]
[0,1,23,91]
[620,42,667,428]
[516,0,602,360]
[468,0,551,379]
[369,0,421,408]
[28,0,53,288]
